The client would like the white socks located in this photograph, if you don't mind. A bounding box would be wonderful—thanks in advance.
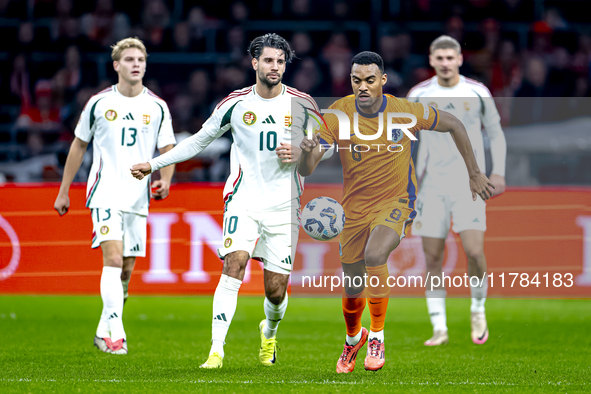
[96,307,110,338]
[369,330,384,342]
[99,266,126,341]
[210,274,242,358]
[470,277,488,313]
[426,289,448,332]
[263,293,288,339]
[346,329,362,346]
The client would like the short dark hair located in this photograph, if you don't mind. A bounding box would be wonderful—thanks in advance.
[248,33,295,63]
[351,51,384,74]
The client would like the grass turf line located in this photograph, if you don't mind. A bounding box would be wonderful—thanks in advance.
[0,296,589,393]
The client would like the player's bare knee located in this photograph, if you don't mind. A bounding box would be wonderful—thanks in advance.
[264,270,288,304]
[425,257,443,272]
[464,247,484,263]
[266,290,286,305]
[222,251,249,279]
[104,253,123,268]
[424,250,444,271]
[364,249,388,268]
[342,261,366,295]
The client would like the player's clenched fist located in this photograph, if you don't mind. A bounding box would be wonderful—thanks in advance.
[54,194,70,216]
[300,132,321,153]
[131,163,152,180]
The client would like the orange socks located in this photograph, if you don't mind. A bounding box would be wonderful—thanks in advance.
[341,264,390,336]
[342,289,366,337]
[366,264,390,332]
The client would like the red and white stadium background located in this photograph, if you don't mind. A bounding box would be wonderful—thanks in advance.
[1,183,590,297]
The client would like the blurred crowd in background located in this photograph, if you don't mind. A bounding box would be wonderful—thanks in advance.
[0,0,590,183]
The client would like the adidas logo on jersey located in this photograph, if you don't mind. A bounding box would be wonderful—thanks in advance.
[130,244,140,252]
[214,313,227,322]
[123,113,135,120]
[444,103,455,110]
[262,115,276,124]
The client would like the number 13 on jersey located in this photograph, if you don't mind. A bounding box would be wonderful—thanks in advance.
[121,127,137,146]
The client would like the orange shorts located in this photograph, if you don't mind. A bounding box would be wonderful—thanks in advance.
[340,200,415,264]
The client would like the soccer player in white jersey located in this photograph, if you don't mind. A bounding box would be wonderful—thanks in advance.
[54,38,176,355]
[407,35,507,346]
[131,33,331,368]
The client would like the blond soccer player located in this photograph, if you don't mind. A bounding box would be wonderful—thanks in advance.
[54,37,176,354]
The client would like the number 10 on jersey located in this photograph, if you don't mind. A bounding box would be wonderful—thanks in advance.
[259,131,277,151]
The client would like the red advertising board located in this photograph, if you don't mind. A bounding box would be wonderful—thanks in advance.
[1,184,590,297]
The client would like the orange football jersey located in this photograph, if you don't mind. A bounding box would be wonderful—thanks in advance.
[319,94,440,220]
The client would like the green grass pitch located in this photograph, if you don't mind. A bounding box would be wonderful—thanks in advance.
[0,296,589,393]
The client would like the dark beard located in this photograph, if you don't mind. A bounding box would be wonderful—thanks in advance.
[258,69,282,88]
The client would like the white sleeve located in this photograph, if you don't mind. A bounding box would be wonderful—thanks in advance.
[485,122,507,177]
[148,106,229,172]
[156,101,176,148]
[480,93,506,177]
[74,97,97,143]
[480,93,502,129]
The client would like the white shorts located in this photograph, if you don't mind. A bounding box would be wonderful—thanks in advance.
[412,190,486,239]
[91,208,147,257]
[217,202,299,273]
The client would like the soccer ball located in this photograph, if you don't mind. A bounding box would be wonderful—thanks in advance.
[301,196,345,241]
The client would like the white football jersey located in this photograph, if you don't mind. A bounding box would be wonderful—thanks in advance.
[408,76,501,194]
[149,84,324,212]
[75,85,176,215]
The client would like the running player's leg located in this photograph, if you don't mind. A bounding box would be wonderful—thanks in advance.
[459,230,488,344]
[121,257,135,305]
[338,260,369,373]
[202,210,258,368]
[259,268,289,366]
[362,202,416,369]
[414,193,450,345]
[99,240,127,353]
[422,236,448,345]
[91,209,128,354]
[120,212,147,306]
[363,224,401,371]
[201,250,249,368]
[337,221,370,374]
[452,194,488,344]
[254,205,296,366]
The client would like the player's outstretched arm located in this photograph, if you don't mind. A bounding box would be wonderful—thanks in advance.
[434,111,494,201]
[131,127,221,180]
[298,133,326,176]
[54,137,89,216]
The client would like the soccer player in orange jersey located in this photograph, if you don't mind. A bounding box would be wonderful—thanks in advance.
[298,52,494,373]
